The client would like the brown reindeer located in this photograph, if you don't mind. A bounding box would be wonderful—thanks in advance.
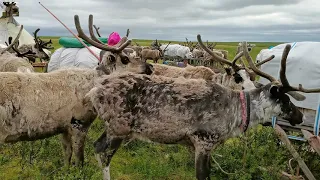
[6,28,54,63]
[141,42,170,63]
[0,14,153,170]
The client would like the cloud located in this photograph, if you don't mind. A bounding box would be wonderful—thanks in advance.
[6,0,320,41]
[196,0,303,10]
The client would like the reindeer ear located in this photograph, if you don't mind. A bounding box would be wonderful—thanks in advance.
[253,82,264,88]
[8,36,12,45]
[120,53,130,65]
[100,50,106,60]
[145,63,154,75]
[286,91,306,101]
[249,71,256,81]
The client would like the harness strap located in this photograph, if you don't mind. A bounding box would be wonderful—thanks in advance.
[239,91,250,132]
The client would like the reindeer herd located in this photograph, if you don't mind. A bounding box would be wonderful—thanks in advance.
[0,12,320,180]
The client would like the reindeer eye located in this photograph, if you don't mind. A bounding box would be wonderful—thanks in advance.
[109,55,116,63]
[233,73,243,84]
[120,56,130,65]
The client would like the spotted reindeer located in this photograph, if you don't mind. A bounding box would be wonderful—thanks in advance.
[85,40,320,180]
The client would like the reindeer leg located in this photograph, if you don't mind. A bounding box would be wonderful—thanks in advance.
[61,131,72,167]
[94,132,123,180]
[194,146,212,180]
[70,117,93,167]
[189,133,216,180]
[71,129,87,167]
[94,132,108,153]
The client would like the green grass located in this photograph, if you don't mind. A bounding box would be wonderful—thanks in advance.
[39,36,281,61]
[1,37,319,179]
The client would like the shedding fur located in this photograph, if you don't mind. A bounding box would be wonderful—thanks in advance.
[0,49,152,167]
[0,13,154,168]
[0,25,34,72]
[152,63,255,90]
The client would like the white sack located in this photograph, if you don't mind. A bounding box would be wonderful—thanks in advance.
[48,46,101,72]
[257,42,320,110]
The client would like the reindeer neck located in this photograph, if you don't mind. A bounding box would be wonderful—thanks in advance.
[246,85,280,128]
[224,84,277,137]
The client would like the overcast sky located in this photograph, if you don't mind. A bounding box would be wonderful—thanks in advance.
[8,0,320,42]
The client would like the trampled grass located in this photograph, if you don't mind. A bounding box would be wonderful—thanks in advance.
[1,37,319,180]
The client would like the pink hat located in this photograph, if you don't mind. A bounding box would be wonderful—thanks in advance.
[108,32,121,46]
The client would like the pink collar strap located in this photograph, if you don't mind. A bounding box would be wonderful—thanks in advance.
[239,91,250,132]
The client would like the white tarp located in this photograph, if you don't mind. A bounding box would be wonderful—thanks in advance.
[0,18,35,45]
[257,42,320,110]
[160,44,193,59]
[47,46,101,72]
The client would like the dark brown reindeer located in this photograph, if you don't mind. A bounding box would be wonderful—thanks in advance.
[5,36,36,60]
[85,40,320,180]
[7,28,54,63]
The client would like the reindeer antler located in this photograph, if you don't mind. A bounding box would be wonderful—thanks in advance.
[12,46,36,58]
[242,41,320,99]
[126,29,130,37]
[41,39,54,49]
[75,14,131,52]
[88,15,104,44]
[279,45,320,93]
[5,35,36,58]
[242,41,277,82]
[197,34,243,71]
[33,28,54,50]
[93,25,101,37]
[208,42,217,49]
[162,42,171,52]
[33,28,41,46]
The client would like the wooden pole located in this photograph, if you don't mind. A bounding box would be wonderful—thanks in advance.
[274,125,316,180]
[301,129,320,156]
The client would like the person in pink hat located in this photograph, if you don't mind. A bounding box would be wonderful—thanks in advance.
[108,32,121,46]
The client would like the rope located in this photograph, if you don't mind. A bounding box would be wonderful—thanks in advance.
[38,2,100,61]
[211,155,237,175]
